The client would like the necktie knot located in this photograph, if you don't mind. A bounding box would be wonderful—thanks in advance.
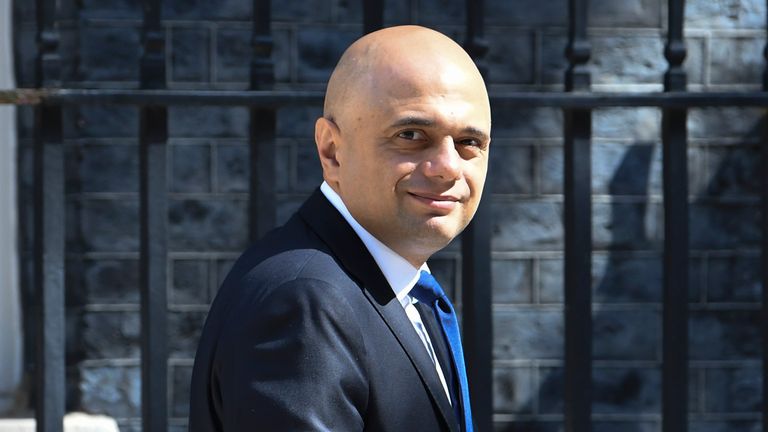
[411,271,448,307]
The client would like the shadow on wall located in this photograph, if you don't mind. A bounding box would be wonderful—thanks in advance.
[496,109,763,432]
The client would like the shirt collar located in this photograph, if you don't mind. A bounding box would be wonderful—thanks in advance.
[320,182,429,307]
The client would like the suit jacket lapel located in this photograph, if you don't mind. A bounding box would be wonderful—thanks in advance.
[361,290,460,431]
[299,189,460,432]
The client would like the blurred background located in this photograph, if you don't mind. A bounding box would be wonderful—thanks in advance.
[0,0,764,431]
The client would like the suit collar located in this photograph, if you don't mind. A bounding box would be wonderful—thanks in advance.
[318,181,427,307]
[298,189,460,432]
[298,189,393,305]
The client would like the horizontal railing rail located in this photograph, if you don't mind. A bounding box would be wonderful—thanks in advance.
[5,88,768,108]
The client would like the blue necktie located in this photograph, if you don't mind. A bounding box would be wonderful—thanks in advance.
[410,270,473,432]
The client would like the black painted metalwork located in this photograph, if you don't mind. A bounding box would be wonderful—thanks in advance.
[460,212,492,432]
[363,0,384,34]
[11,88,768,108]
[563,1,592,431]
[33,0,65,430]
[464,0,488,78]
[249,0,277,240]
[461,2,493,429]
[661,1,689,431]
[460,213,492,432]
[565,0,591,91]
[139,1,168,431]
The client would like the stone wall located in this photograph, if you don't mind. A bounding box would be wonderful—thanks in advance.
[13,0,765,431]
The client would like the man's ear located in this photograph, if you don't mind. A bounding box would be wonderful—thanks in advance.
[315,117,342,184]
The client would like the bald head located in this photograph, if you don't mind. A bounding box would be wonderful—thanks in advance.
[314,25,491,266]
[323,25,488,123]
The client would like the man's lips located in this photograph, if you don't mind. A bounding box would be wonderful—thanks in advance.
[407,191,462,212]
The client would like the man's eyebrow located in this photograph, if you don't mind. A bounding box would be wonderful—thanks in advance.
[389,116,435,128]
[460,126,490,142]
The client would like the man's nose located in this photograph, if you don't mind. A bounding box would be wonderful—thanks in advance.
[423,137,461,180]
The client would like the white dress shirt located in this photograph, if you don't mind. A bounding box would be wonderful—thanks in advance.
[320,182,453,405]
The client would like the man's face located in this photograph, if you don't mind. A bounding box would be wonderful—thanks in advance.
[331,60,491,266]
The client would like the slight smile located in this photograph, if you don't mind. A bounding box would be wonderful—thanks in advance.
[407,192,461,212]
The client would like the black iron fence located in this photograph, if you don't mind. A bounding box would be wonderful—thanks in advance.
[1,0,767,431]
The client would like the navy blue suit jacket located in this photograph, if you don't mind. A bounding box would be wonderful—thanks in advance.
[189,189,461,431]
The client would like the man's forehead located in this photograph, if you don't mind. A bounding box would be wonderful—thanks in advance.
[325,26,489,124]
[365,58,486,106]
[372,56,472,87]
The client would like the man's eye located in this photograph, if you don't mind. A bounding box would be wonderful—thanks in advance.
[397,130,426,140]
[459,138,481,147]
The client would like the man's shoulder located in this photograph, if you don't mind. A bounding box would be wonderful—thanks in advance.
[199,215,365,341]
[239,245,354,295]
[230,215,351,285]
[224,248,360,322]
[212,211,365,310]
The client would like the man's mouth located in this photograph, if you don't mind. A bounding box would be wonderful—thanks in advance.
[407,192,461,212]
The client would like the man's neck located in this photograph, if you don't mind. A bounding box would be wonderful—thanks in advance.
[319,181,429,302]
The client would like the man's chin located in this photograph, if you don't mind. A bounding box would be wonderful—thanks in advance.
[417,217,465,247]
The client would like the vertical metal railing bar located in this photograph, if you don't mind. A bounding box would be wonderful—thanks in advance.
[362,0,384,34]
[661,0,689,431]
[761,3,768,429]
[33,0,65,430]
[563,0,592,431]
[248,0,276,241]
[460,1,493,430]
[139,0,169,430]
[565,0,590,92]
[464,0,488,78]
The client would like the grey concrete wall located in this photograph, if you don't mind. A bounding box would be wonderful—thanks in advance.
[13,0,765,431]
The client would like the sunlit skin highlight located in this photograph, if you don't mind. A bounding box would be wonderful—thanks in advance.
[315,25,491,267]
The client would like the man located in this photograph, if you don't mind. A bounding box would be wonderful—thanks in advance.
[189,25,491,432]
